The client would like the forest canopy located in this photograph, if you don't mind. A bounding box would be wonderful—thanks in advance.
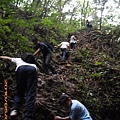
[0,0,119,54]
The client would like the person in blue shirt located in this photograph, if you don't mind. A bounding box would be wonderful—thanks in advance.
[86,20,92,32]
[32,37,56,75]
[54,93,93,120]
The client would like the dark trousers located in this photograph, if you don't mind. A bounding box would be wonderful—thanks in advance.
[61,48,67,61]
[87,27,92,33]
[42,52,55,74]
[70,43,76,49]
[14,66,38,120]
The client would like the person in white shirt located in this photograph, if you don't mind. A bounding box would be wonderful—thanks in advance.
[70,35,77,49]
[0,54,38,120]
[57,41,70,61]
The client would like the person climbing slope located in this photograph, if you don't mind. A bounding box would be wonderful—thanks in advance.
[69,35,77,49]
[57,40,70,62]
[32,37,57,75]
[0,53,38,120]
[86,20,92,32]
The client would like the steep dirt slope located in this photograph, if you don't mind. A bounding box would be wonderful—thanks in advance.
[0,29,120,120]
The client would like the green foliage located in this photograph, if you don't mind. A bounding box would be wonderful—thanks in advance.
[0,0,13,4]
[91,73,102,77]
[3,26,11,33]
[40,18,54,28]
[0,18,12,24]
[95,61,102,65]
[0,27,5,35]
[14,19,28,27]
[0,17,34,55]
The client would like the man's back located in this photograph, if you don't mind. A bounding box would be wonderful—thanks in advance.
[70,100,92,120]
[37,42,52,56]
[60,42,69,49]
[70,35,77,43]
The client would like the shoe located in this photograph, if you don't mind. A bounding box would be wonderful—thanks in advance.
[10,110,18,117]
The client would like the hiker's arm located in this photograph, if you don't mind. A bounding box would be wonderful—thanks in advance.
[57,43,62,47]
[54,116,71,120]
[67,44,70,50]
[33,48,40,56]
[0,56,12,61]
[73,36,76,40]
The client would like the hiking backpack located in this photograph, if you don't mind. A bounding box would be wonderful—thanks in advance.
[45,43,53,52]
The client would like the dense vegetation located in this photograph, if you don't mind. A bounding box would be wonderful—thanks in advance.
[0,0,120,120]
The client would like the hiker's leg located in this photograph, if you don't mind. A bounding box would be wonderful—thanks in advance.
[61,48,66,61]
[42,56,49,74]
[24,66,37,120]
[71,43,74,49]
[13,66,26,111]
[46,53,56,73]
[70,43,72,49]
[72,43,76,49]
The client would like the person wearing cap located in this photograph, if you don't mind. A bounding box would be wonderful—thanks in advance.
[0,54,38,120]
[54,93,93,120]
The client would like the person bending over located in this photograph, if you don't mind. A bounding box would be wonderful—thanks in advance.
[0,53,38,120]
[32,37,56,75]
[57,41,70,62]
[54,93,93,120]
